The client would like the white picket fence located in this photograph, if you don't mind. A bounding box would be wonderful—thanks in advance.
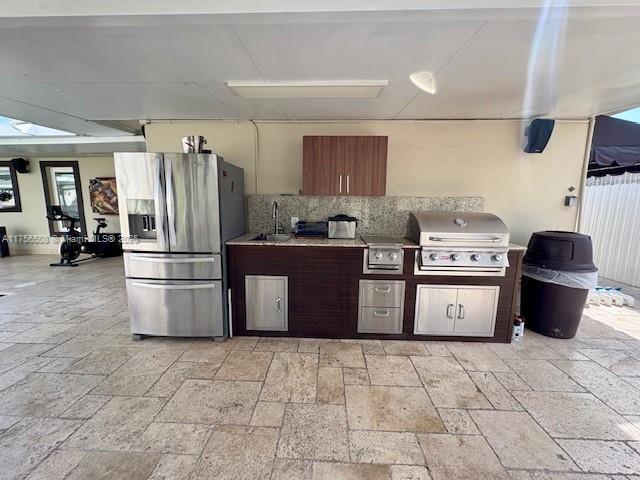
[580,172,640,287]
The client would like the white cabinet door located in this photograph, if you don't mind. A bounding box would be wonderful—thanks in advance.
[245,275,288,331]
[414,285,458,335]
[454,286,499,337]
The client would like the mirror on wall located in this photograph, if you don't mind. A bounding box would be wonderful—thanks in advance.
[0,161,22,212]
[40,161,86,235]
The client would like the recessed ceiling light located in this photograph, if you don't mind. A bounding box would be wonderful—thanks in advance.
[227,80,388,99]
[409,71,437,95]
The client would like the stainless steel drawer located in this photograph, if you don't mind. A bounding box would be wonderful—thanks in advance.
[359,280,405,308]
[124,252,222,280]
[126,279,224,337]
[358,307,403,334]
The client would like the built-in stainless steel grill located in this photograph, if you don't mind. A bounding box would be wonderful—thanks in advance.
[407,211,510,276]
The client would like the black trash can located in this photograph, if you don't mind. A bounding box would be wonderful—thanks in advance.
[520,231,597,339]
[0,226,9,258]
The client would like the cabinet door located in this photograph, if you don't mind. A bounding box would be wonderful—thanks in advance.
[302,136,341,195]
[344,136,387,196]
[414,285,458,335]
[245,275,288,331]
[454,286,499,337]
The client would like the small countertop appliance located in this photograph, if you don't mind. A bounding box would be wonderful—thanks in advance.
[328,214,358,239]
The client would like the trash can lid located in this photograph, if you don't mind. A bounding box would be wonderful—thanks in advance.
[523,231,597,272]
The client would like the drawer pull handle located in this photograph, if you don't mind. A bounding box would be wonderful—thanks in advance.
[446,303,454,319]
[457,304,465,319]
[374,286,391,293]
[276,296,282,312]
[373,310,390,317]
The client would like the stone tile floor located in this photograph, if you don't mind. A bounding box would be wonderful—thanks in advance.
[1,256,640,479]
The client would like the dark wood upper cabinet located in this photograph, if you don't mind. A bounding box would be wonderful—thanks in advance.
[303,136,387,196]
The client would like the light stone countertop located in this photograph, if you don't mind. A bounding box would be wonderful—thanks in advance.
[226,232,418,248]
[227,233,527,251]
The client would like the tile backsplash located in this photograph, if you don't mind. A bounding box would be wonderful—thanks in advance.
[248,195,484,235]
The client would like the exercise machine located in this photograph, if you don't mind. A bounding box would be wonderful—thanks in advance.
[46,206,122,267]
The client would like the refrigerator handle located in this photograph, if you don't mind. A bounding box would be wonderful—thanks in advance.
[165,157,177,246]
[154,160,167,248]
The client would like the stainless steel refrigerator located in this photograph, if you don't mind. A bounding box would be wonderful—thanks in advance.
[114,152,244,338]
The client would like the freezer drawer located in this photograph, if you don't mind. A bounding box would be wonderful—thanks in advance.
[124,252,222,279]
[125,279,224,337]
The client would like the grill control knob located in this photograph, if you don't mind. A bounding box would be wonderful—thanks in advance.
[373,252,383,260]
[429,253,438,261]
[388,252,398,261]
[470,254,482,262]
[491,254,503,262]
[450,253,461,262]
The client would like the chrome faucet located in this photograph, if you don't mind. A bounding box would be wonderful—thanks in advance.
[272,201,280,234]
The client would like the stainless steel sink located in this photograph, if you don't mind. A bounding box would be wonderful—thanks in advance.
[252,233,292,242]
[266,233,292,242]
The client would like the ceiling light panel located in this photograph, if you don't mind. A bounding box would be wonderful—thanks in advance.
[227,81,388,99]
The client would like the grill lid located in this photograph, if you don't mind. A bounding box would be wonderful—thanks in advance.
[407,211,509,248]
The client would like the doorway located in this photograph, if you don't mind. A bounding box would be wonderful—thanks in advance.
[40,161,86,236]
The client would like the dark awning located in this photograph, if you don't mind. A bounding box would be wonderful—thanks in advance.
[592,145,640,167]
[589,115,640,177]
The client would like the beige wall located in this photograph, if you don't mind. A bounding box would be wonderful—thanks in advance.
[146,119,589,245]
[0,156,119,254]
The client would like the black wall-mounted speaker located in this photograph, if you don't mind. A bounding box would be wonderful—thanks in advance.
[523,119,555,153]
[11,158,30,173]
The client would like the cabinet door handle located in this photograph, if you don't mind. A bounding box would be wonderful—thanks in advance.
[374,286,391,293]
[346,174,350,194]
[457,304,465,319]
[276,297,282,312]
[339,175,343,194]
[373,309,390,317]
[446,303,454,319]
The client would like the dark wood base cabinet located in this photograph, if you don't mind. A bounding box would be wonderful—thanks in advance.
[228,245,523,343]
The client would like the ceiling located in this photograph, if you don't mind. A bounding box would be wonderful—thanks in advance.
[2,1,640,135]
